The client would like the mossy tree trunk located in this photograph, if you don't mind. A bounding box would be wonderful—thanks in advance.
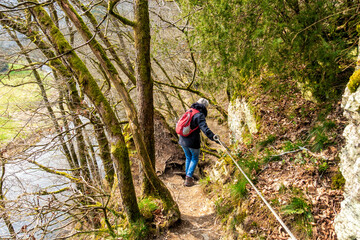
[26,3,142,223]
[134,0,156,196]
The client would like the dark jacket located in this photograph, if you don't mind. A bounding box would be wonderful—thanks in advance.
[179,103,215,149]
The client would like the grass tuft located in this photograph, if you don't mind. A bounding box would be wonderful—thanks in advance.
[230,177,248,200]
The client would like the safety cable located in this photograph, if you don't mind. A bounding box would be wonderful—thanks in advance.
[214,135,297,240]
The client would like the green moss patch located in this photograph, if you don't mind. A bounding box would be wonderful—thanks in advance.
[347,68,360,93]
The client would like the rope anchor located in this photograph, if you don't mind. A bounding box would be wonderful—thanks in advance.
[213,135,297,240]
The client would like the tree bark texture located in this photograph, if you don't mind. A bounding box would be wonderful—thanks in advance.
[134,0,156,196]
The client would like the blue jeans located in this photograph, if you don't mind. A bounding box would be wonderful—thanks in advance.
[181,146,200,178]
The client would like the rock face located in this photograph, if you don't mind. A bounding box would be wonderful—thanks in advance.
[334,87,360,240]
[228,98,258,143]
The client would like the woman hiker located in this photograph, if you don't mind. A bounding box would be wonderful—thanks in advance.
[178,98,218,187]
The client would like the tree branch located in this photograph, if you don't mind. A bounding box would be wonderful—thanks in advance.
[0,0,54,13]
[29,160,81,182]
[108,0,136,27]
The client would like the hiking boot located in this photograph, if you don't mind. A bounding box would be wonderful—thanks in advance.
[184,176,194,187]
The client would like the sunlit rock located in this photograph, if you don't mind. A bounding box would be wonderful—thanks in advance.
[334,87,360,239]
[228,98,258,143]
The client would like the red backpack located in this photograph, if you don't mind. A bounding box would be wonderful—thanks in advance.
[176,108,200,137]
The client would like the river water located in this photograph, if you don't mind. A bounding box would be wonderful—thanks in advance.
[0,136,75,239]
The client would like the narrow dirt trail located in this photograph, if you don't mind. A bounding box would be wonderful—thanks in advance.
[155,118,228,240]
[158,173,222,240]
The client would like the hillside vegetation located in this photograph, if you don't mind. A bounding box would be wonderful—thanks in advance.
[0,0,358,239]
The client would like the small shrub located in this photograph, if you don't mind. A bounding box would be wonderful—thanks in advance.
[235,211,247,224]
[323,120,336,130]
[281,197,312,218]
[236,155,260,174]
[294,153,306,165]
[281,197,313,237]
[263,148,280,162]
[241,126,254,146]
[318,161,329,175]
[200,176,213,193]
[270,198,280,206]
[311,132,329,152]
[289,187,303,196]
[278,184,287,194]
[199,176,211,186]
[281,197,314,237]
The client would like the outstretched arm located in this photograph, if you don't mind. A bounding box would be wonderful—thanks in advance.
[196,114,215,141]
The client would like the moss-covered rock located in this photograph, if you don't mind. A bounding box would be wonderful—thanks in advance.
[347,68,360,93]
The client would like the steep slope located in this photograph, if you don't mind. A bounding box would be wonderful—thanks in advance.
[196,79,346,239]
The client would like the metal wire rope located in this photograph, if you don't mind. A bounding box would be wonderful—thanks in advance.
[213,135,297,240]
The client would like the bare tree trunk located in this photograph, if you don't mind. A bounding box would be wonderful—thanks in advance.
[88,114,114,187]
[71,113,92,182]
[58,89,80,169]
[0,158,16,238]
[84,130,102,186]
